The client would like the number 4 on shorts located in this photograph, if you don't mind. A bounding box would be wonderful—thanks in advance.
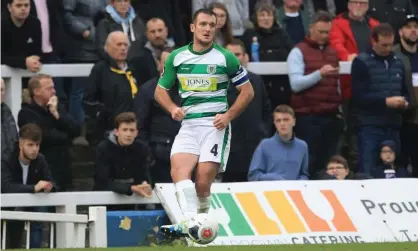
[210,144,218,156]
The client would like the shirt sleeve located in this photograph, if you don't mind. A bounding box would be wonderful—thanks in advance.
[157,52,177,90]
[226,51,250,87]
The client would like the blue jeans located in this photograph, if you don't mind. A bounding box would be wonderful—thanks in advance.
[356,126,400,176]
[29,206,49,248]
[294,114,344,179]
[69,77,86,124]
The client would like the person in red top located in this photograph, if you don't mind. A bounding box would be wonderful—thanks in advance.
[330,0,380,99]
[329,0,379,171]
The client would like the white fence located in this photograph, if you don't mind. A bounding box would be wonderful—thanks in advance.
[0,62,352,121]
[1,192,160,248]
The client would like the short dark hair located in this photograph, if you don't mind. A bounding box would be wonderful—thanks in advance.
[19,123,42,143]
[28,74,52,97]
[115,112,137,129]
[311,11,333,24]
[327,155,349,170]
[192,8,216,23]
[274,105,295,118]
[145,17,166,30]
[372,23,395,41]
[226,39,246,53]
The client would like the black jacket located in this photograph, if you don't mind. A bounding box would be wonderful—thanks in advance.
[130,48,159,86]
[84,55,138,131]
[17,102,80,190]
[1,144,55,193]
[1,103,18,161]
[93,132,151,195]
[1,14,42,69]
[134,77,181,144]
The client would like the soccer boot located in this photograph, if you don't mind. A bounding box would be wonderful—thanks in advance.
[160,220,189,238]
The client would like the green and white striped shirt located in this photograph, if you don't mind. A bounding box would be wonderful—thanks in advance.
[158,42,249,125]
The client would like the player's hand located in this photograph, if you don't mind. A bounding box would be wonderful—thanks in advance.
[170,106,185,121]
[213,113,231,130]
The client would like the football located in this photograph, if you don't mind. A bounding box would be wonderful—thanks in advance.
[187,213,219,244]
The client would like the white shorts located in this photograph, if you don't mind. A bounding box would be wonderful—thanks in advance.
[170,122,231,173]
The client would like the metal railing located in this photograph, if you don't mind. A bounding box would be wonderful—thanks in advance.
[0,62,352,121]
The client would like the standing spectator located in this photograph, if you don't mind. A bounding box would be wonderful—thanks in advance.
[1,0,42,73]
[351,24,410,176]
[133,0,186,46]
[84,31,138,136]
[223,39,272,182]
[372,140,409,178]
[242,2,293,109]
[62,0,107,142]
[329,0,380,170]
[1,78,18,161]
[368,0,415,41]
[130,18,175,86]
[248,105,309,181]
[277,0,310,45]
[1,124,55,249]
[18,74,80,191]
[96,0,146,59]
[134,48,181,184]
[94,112,152,197]
[287,11,344,179]
[193,0,249,38]
[208,2,234,46]
[393,15,418,177]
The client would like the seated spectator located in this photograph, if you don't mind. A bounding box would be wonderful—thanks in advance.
[96,0,146,59]
[321,155,371,180]
[372,140,409,178]
[351,24,410,176]
[134,48,181,184]
[130,18,175,86]
[1,0,42,73]
[1,123,55,249]
[84,31,138,136]
[93,112,152,197]
[242,2,293,109]
[287,11,344,179]
[223,39,272,182]
[277,0,310,45]
[1,78,18,161]
[18,74,80,191]
[208,2,233,46]
[248,105,309,181]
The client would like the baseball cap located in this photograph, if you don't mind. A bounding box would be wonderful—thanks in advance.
[402,14,418,27]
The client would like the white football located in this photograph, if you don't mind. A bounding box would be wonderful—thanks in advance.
[187,213,219,244]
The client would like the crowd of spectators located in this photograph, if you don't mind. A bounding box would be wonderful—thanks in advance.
[2,0,418,247]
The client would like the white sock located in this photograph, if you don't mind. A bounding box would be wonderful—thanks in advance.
[198,196,211,214]
[175,179,198,221]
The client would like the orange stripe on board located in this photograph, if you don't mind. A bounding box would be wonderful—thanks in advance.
[235,192,281,235]
[287,190,331,232]
[321,190,357,232]
[264,191,307,233]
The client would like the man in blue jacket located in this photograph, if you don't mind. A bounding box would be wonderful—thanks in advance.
[351,23,410,176]
[248,105,309,181]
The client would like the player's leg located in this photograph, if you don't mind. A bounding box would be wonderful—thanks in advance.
[195,162,219,213]
[160,127,200,237]
[197,124,231,213]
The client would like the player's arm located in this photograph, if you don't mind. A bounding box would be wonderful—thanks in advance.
[225,54,254,121]
[155,53,185,121]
